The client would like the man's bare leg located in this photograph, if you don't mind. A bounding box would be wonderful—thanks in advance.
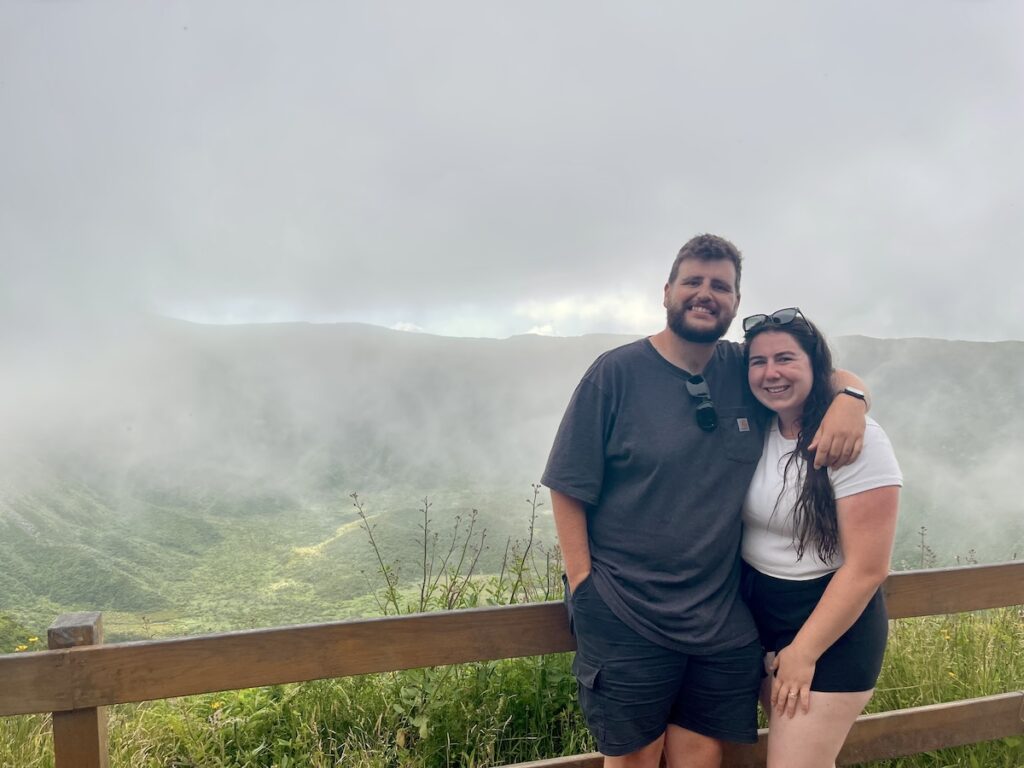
[662,724,723,768]
[602,732,665,768]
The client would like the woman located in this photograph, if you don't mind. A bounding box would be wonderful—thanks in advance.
[740,308,901,768]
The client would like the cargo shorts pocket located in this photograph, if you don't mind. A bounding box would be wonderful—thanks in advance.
[562,573,575,636]
[572,653,600,689]
[563,572,595,637]
[572,653,605,740]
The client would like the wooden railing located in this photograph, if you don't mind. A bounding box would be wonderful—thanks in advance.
[2,562,1022,767]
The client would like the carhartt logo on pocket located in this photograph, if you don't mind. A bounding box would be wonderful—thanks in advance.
[736,418,750,432]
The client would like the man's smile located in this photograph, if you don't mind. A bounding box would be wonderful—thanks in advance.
[686,304,717,316]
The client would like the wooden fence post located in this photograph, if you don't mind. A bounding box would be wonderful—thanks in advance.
[48,612,109,768]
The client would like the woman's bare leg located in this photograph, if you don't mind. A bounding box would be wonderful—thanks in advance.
[765,689,873,768]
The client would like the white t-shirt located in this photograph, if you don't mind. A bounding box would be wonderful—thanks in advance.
[741,416,903,580]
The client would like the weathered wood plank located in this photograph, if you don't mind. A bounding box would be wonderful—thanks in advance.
[505,754,603,768]
[884,561,1024,618]
[1,563,1020,716]
[51,710,109,768]
[836,691,1024,765]
[67,601,575,709]
[49,613,108,768]
[0,651,72,716]
[508,693,1024,768]
[48,612,105,650]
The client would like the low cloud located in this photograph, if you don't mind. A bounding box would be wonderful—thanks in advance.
[515,294,664,338]
[1,2,1021,342]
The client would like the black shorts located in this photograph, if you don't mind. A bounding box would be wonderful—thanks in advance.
[741,563,888,692]
[565,574,762,756]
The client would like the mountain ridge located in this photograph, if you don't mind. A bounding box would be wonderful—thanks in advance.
[2,321,1021,638]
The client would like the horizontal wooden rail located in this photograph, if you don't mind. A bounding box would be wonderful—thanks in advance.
[835,691,1024,766]
[0,648,73,714]
[0,562,1021,718]
[882,560,1024,618]
[0,602,573,716]
[506,692,1024,767]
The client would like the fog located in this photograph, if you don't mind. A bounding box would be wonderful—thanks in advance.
[2,1,1022,346]
[2,3,1022,567]
[2,319,1021,566]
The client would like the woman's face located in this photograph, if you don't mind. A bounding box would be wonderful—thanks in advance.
[747,330,814,426]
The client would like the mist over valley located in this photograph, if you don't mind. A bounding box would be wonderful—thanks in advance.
[2,320,1021,640]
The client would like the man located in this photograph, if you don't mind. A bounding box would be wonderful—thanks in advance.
[542,235,868,767]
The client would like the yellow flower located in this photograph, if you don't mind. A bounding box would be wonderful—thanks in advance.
[15,645,28,652]
[28,637,39,643]
[948,671,957,679]
[211,701,223,710]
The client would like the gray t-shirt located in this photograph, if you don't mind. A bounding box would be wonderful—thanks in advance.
[542,338,764,653]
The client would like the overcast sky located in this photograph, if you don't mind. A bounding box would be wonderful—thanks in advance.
[2,0,1022,343]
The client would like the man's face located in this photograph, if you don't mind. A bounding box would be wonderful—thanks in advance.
[663,258,740,343]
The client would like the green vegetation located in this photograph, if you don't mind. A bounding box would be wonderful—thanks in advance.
[0,613,36,653]
[5,477,1017,646]
[7,328,1024,634]
[2,504,1022,767]
[3,318,1023,766]
[2,609,1021,767]
[0,485,557,641]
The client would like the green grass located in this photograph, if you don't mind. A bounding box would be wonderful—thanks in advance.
[0,613,35,652]
[2,493,1021,766]
[860,608,1024,768]
[2,608,1021,767]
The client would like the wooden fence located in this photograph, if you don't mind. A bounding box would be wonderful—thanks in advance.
[1,562,1022,767]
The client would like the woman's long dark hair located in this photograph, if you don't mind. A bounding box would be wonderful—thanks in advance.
[744,316,840,563]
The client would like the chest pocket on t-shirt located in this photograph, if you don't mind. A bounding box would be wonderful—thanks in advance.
[717,407,763,463]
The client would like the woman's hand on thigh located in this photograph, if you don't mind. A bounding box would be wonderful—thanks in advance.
[771,645,815,716]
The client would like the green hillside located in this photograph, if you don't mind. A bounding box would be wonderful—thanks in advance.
[832,335,1024,564]
[1,323,1022,638]
[0,477,554,640]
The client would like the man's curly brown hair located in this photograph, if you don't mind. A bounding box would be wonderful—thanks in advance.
[668,234,743,293]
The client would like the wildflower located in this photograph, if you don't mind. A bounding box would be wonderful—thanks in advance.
[211,701,223,710]
[948,671,957,679]
[15,645,28,652]
[28,636,39,643]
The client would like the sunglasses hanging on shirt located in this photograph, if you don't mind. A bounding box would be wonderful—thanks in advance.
[685,375,718,432]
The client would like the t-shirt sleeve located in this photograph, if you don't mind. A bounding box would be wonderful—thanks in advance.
[541,377,609,507]
[829,419,903,500]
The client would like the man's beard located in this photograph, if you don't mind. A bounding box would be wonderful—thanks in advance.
[666,306,732,344]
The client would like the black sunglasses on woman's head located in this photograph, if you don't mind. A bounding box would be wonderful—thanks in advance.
[742,307,805,334]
